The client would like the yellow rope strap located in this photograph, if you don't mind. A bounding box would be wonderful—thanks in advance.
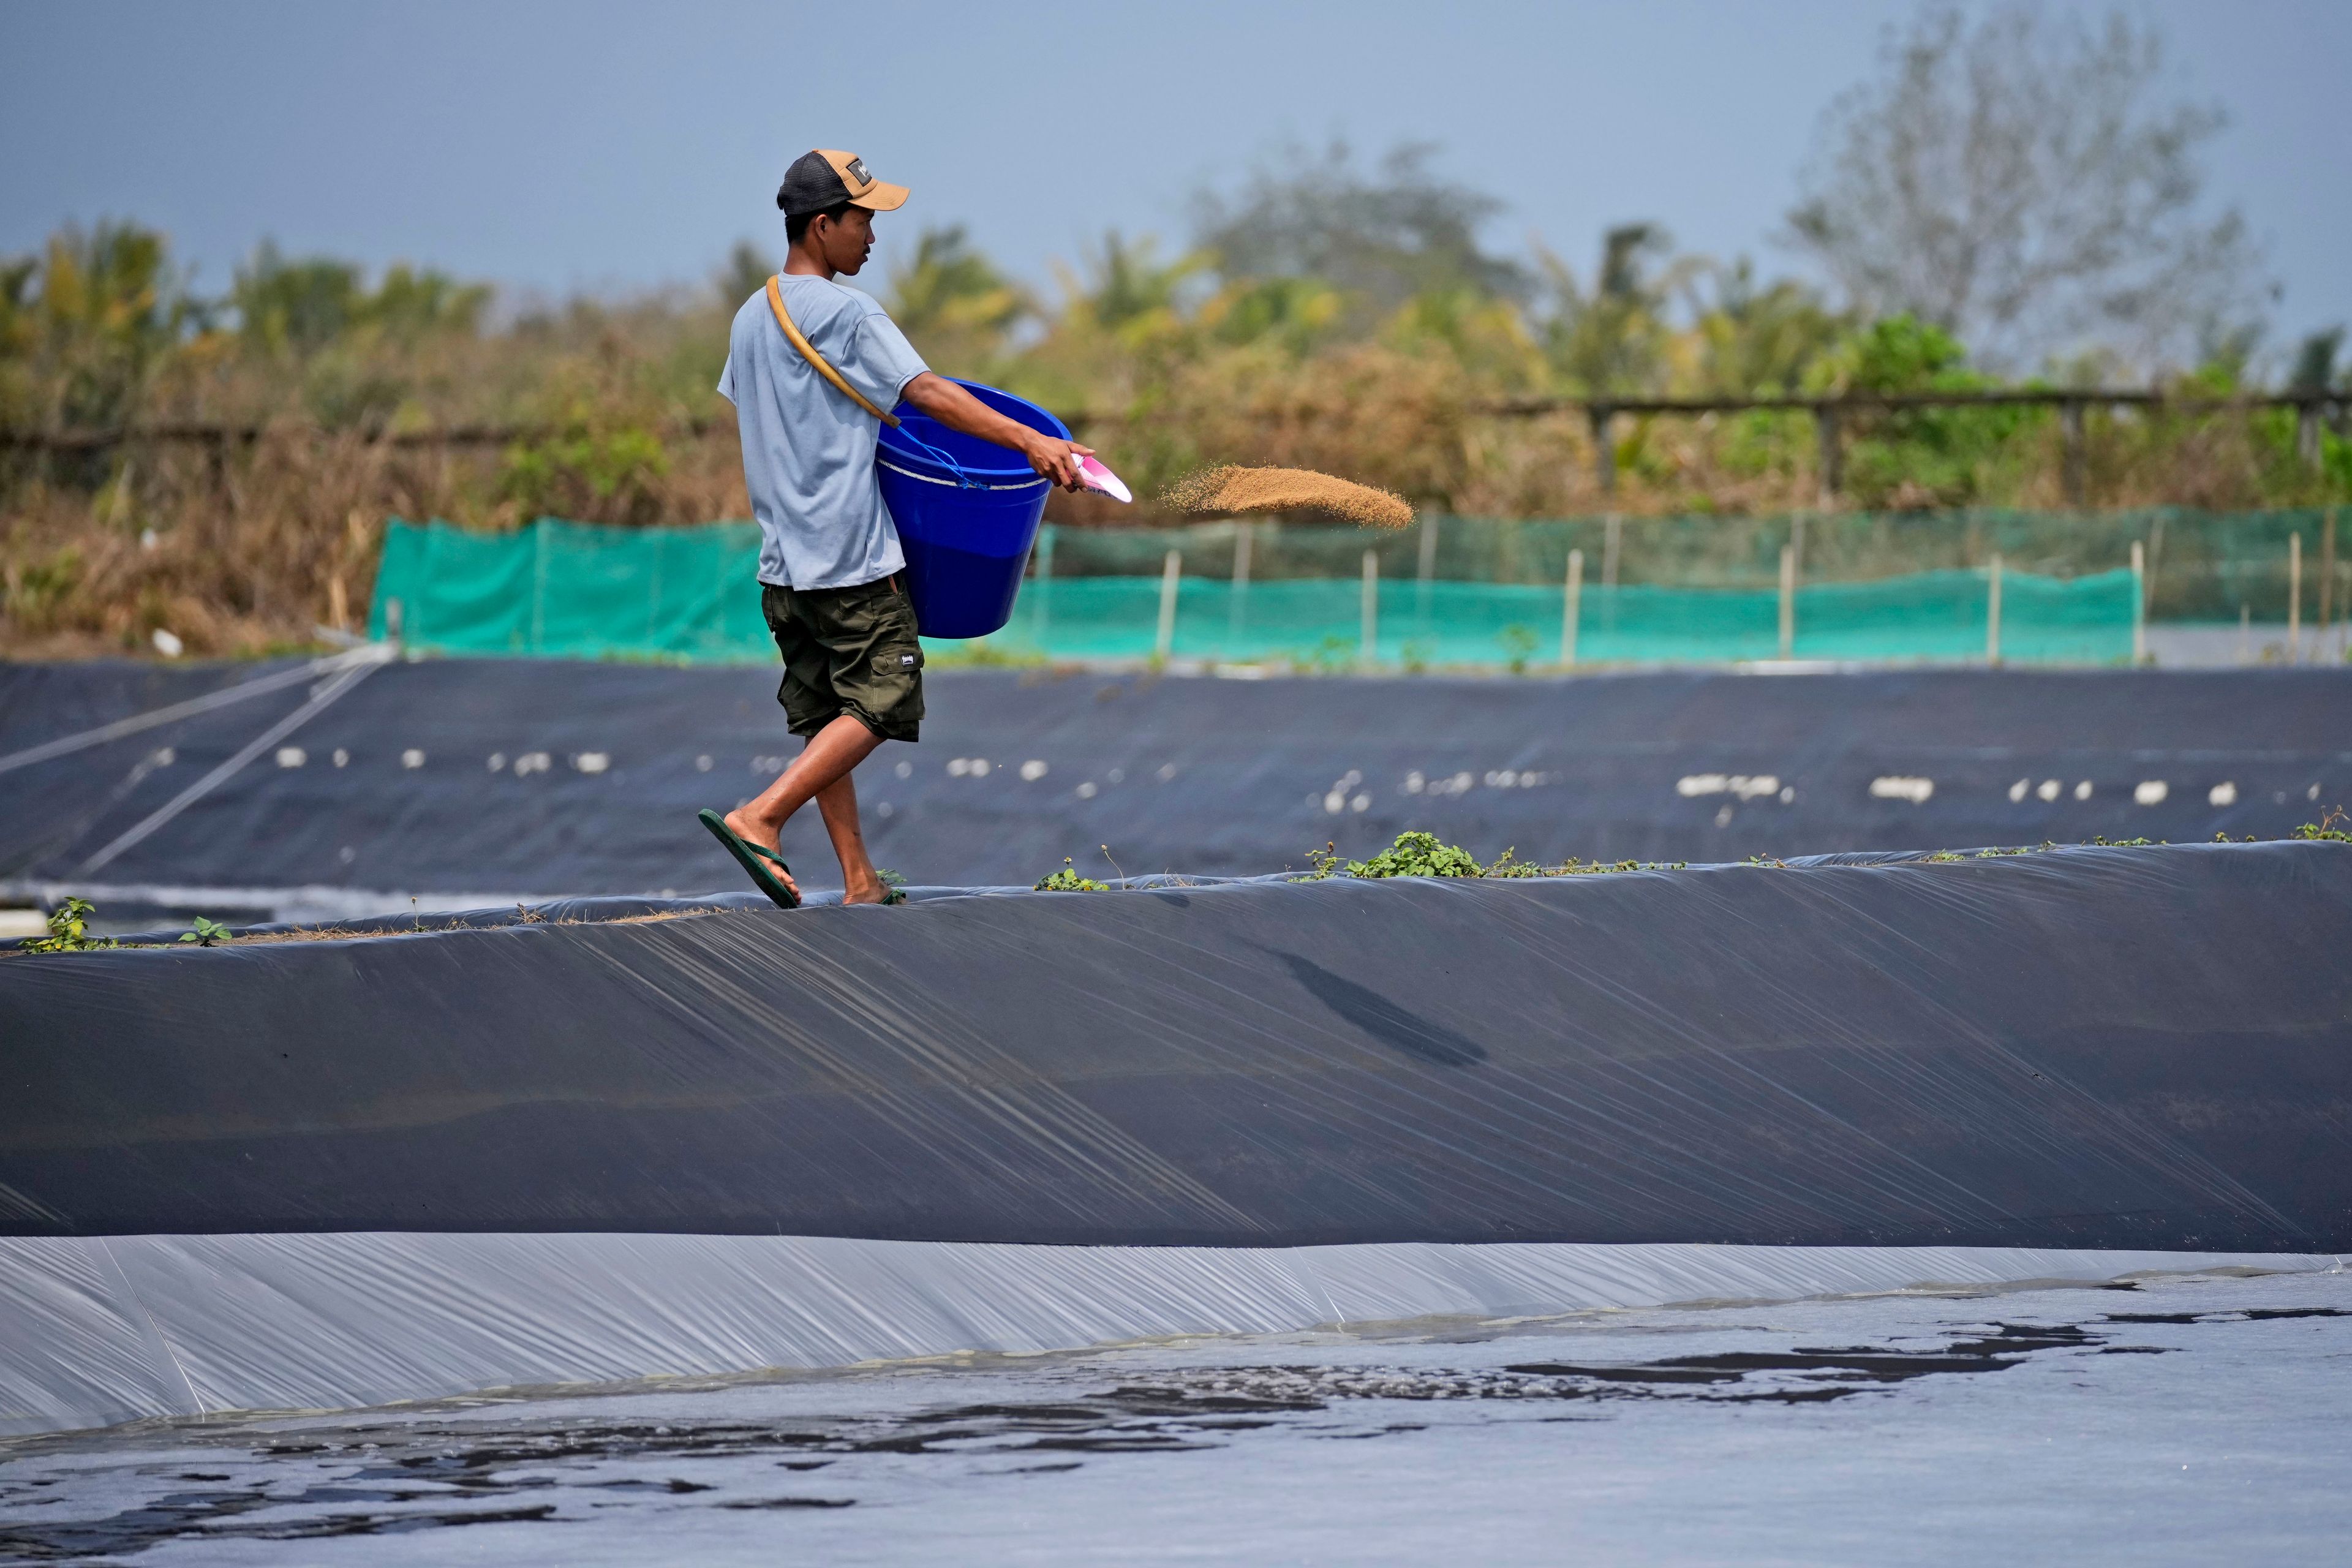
[766,274,900,428]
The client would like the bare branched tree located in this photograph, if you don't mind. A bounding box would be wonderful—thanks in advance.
[1785,4,2271,372]
[1193,141,1529,322]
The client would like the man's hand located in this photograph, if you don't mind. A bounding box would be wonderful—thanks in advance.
[901,372,1096,493]
[1018,431,1095,492]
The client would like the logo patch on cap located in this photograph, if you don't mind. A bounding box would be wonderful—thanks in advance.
[845,157,872,189]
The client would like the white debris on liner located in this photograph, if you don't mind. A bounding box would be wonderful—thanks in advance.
[947,758,993,778]
[1158,764,1178,782]
[695,755,712,772]
[275,747,306,769]
[2037,779,2062,801]
[1019,760,1048,782]
[150,628,183,658]
[2075,780,2093,799]
[1869,776,1934,804]
[571,753,610,775]
[487,753,506,772]
[894,761,913,779]
[513,752,552,778]
[1677,774,1781,801]
[1076,782,1098,800]
[1403,771,1477,798]
[2210,782,2238,807]
[2135,780,2169,805]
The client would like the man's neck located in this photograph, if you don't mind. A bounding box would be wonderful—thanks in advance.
[782,247,834,281]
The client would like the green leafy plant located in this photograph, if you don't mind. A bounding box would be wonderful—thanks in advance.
[178,915,233,946]
[22,897,113,953]
[2293,809,2351,843]
[877,867,908,888]
[1498,623,1539,674]
[1297,833,1684,881]
[1035,858,1109,892]
[1344,831,1485,880]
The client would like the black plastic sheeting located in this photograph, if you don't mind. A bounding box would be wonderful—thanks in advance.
[6,660,2352,916]
[3,842,2348,1252]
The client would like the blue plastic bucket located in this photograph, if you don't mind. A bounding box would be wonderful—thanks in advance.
[876,380,1068,639]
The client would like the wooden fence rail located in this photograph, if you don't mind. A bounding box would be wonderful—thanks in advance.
[4,389,2343,508]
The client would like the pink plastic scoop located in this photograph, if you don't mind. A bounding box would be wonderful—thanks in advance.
[1076,454,1133,503]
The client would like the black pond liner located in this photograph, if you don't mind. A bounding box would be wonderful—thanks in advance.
[7,661,2352,907]
[2,839,2348,1437]
[4,840,2348,1251]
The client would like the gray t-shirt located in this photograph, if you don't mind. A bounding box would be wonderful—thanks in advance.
[717,277,930,590]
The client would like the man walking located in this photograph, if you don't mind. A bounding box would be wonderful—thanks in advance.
[700,148,1089,907]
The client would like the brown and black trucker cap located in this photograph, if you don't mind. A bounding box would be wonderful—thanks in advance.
[775,149,910,217]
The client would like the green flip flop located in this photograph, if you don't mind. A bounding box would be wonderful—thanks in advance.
[697,809,800,910]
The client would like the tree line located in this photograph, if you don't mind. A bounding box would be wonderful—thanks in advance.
[1,3,2345,655]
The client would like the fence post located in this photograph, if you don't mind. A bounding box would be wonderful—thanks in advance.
[1154,549,1180,665]
[2321,508,2337,640]
[1600,511,1622,633]
[2062,399,2087,507]
[1415,513,1438,617]
[2289,531,2302,662]
[1778,543,1797,659]
[1588,405,1616,497]
[1986,552,2003,666]
[1815,404,1842,507]
[1562,548,1583,668]
[1360,549,1379,669]
[1033,523,1056,645]
[2131,540,2147,664]
[1228,520,1251,646]
[2299,401,2324,472]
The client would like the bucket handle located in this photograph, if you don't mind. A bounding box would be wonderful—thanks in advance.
[767,276,981,489]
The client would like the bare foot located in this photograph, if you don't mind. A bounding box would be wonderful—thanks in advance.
[840,872,891,906]
[723,807,800,899]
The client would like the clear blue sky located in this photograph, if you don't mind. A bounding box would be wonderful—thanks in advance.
[6,0,2346,358]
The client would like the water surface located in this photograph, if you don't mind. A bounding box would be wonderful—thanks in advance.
[4,1265,2345,1564]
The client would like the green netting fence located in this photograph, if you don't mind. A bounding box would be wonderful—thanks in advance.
[370,515,2158,666]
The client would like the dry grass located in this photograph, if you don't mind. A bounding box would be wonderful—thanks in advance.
[2,426,750,658]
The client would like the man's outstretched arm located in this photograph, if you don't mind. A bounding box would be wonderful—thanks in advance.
[899,372,1092,491]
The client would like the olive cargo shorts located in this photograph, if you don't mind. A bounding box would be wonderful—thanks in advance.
[762,578,925,742]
